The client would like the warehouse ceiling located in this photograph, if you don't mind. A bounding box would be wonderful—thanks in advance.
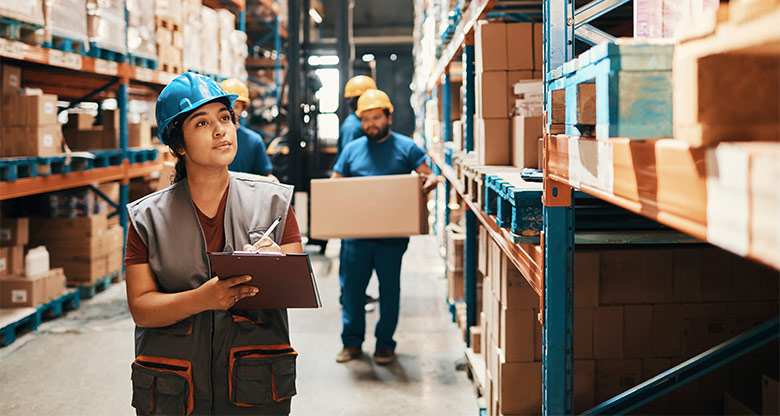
[321,0,414,40]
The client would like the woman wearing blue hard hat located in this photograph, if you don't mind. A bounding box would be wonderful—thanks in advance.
[123,72,303,414]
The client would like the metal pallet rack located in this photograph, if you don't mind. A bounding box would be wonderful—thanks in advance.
[417,0,780,415]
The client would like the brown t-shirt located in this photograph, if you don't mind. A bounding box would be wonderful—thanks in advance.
[125,188,302,266]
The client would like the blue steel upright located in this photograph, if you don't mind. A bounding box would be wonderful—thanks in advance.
[442,71,452,227]
[462,41,478,342]
[543,1,575,415]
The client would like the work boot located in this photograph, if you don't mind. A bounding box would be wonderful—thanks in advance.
[336,346,362,363]
[373,349,396,365]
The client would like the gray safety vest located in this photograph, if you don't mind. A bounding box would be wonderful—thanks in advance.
[126,173,296,415]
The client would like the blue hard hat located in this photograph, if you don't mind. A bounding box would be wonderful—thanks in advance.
[155,72,238,145]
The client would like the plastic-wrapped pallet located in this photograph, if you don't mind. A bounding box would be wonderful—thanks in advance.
[155,0,182,24]
[181,0,201,22]
[182,22,201,72]
[86,0,127,53]
[43,0,88,48]
[200,6,219,74]
[0,0,45,27]
[229,29,248,80]
[217,9,235,76]
[127,0,156,59]
[634,0,720,39]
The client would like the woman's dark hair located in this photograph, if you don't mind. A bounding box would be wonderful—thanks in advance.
[347,96,359,112]
[162,98,238,183]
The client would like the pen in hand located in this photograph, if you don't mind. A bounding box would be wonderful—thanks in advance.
[259,216,283,242]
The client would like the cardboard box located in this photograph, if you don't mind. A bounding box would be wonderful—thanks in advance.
[490,239,502,297]
[533,23,543,70]
[642,248,673,303]
[498,361,542,414]
[45,267,65,302]
[763,375,779,416]
[475,21,508,72]
[0,247,8,277]
[0,245,25,276]
[574,360,596,414]
[446,224,465,269]
[30,214,109,242]
[1,65,21,96]
[24,94,58,126]
[595,359,642,404]
[624,305,653,358]
[730,254,764,302]
[599,249,643,304]
[593,306,623,359]
[672,247,702,302]
[670,377,701,413]
[25,124,63,157]
[639,358,672,413]
[575,307,594,359]
[60,257,108,282]
[652,304,681,357]
[129,121,152,148]
[309,174,427,239]
[506,23,534,70]
[576,83,597,125]
[478,226,489,276]
[500,307,536,362]
[476,118,511,165]
[574,251,599,307]
[500,254,538,309]
[470,325,482,354]
[447,265,465,302]
[0,273,47,307]
[476,71,508,119]
[681,303,728,357]
[0,217,29,246]
[700,365,730,414]
[511,115,543,169]
[65,112,95,130]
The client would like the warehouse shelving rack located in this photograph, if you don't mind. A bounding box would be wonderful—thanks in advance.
[418,1,780,415]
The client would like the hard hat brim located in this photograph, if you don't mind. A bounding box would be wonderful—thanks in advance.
[158,93,239,144]
[356,103,394,118]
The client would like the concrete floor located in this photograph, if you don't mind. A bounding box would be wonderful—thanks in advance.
[0,235,478,415]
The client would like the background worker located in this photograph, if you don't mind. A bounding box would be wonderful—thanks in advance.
[337,75,376,157]
[338,75,379,312]
[331,89,437,365]
[125,72,303,414]
[219,78,278,182]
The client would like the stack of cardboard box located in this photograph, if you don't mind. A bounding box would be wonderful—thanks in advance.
[181,0,203,73]
[446,224,465,302]
[474,21,543,166]
[155,0,183,74]
[510,80,544,170]
[476,223,779,415]
[0,217,66,308]
[30,211,124,285]
[1,65,63,158]
[62,109,118,151]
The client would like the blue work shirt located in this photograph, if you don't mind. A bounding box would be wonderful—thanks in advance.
[333,131,427,178]
[228,125,273,176]
[337,112,364,157]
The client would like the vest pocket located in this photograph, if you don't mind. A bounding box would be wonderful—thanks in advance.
[154,317,193,336]
[131,356,195,415]
[229,345,297,406]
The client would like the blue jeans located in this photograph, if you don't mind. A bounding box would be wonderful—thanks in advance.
[340,238,409,352]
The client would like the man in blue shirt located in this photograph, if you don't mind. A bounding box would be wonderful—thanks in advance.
[219,78,277,181]
[332,89,438,365]
[337,75,376,157]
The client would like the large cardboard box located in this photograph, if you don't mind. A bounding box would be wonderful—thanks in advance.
[129,121,152,148]
[672,247,702,302]
[45,267,65,302]
[681,303,728,357]
[1,65,22,96]
[575,307,594,359]
[593,306,624,359]
[0,246,24,277]
[511,115,543,169]
[476,71,508,119]
[61,257,108,283]
[624,305,653,358]
[574,360,596,413]
[506,23,534,70]
[574,251,600,307]
[475,21,507,72]
[25,124,63,157]
[476,118,511,166]
[446,224,465,270]
[599,249,643,304]
[642,248,673,303]
[30,214,109,242]
[309,175,428,239]
[595,359,642,404]
[640,358,672,413]
[447,265,465,302]
[0,217,29,246]
[652,304,681,357]
[0,273,47,307]
[24,94,58,126]
[500,254,538,309]
[500,307,536,362]
[533,23,544,70]
[498,360,542,414]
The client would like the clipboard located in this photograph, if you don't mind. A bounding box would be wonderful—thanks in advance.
[208,252,322,309]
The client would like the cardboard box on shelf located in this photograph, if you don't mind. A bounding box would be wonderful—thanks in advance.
[599,249,643,305]
[470,325,482,354]
[574,250,600,307]
[45,267,65,302]
[476,118,511,166]
[129,121,152,148]
[446,224,465,269]
[0,245,24,276]
[639,358,672,413]
[0,217,29,246]
[506,23,534,70]
[447,265,465,302]
[577,83,597,125]
[511,115,542,169]
[500,307,536,362]
[0,273,47,307]
[30,214,109,242]
[309,175,428,239]
[65,112,95,130]
[574,360,596,413]
[533,23,543,70]
[652,304,681,357]
[498,360,542,414]
[500,254,538,309]
[575,307,594,360]
[475,21,507,72]
[476,71,508,119]
[681,303,728,358]
[672,247,702,303]
[624,305,653,358]
[24,94,58,126]
[593,306,624,359]
[61,257,108,283]
[1,65,22,96]
[642,248,673,303]
[478,226,489,276]
[25,124,63,157]
[595,359,642,404]
[670,377,701,413]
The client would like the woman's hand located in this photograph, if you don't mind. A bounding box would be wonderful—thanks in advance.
[243,236,282,253]
[198,275,258,310]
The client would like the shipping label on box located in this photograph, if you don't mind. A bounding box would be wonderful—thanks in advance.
[310,174,427,239]
[0,274,47,307]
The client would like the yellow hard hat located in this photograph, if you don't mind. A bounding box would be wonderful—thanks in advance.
[356,89,394,118]
[219,78,249,103]
[344,75,377,98]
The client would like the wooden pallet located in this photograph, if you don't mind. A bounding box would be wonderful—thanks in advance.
[485,171,543,243]
[45,34,87,55]
[0,290,80,347]
[128,54,158,70]
[0,157,38,181]
[0,16,43,45]
[87,43,126,63]
[154,17,181,32]
[68,270,122,300]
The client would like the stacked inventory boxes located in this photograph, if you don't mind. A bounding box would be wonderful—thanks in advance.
[155,0,183,73]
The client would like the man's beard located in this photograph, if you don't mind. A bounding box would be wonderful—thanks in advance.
[365,125,390,142]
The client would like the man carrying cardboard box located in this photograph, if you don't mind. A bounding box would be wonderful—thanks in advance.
[331,89,437,365]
